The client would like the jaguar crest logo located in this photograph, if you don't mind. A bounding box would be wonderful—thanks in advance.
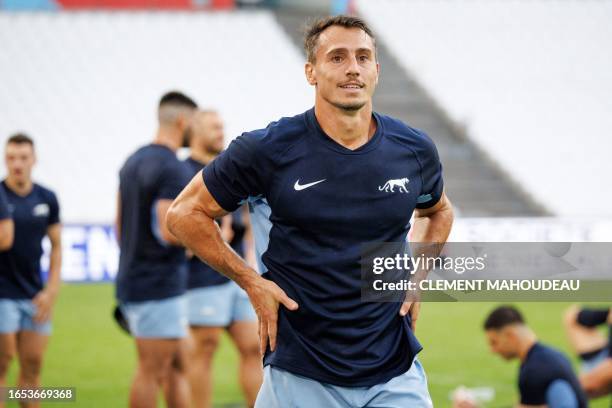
[379,178,409,193]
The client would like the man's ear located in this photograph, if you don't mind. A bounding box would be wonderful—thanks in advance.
[505,326,520,344]
[178,111,193,131]
[305,62,317,86]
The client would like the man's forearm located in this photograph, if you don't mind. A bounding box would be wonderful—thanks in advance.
[410,200,454,281]
[168,206,260,290]
[580,359,612,398]
[47,245,62,294]
[0,220,14,250]
[411,205,454,244]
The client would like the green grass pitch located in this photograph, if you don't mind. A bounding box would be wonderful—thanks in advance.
[5,284,610,407]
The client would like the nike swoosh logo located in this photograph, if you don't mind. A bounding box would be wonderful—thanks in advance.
[294,179,326,191]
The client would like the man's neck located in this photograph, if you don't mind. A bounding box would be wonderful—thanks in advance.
[153,127,181,152]
[314,98,376,151]
[189,149,218,166]
[517,330,538,362]
[4,177,33,196]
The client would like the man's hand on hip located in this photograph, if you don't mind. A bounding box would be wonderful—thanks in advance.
[246,277,299,355]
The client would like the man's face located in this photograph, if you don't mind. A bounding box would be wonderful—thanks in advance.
[5,142,35,184]
[193,112,225,154]
[306,26,379,111]
[486,328,518,360]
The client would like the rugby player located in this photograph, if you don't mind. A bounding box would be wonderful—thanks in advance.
[167,16,453,407]
[482,306,587,408]
[116,92,196,408]
[184,110,261,408]
[0,134,62,408]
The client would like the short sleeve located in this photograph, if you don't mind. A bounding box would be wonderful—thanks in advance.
[157,161,191,200]
[0,186,10,220]
[203,132,267,212]
[416,133,444,209]
[47,190,60,225]
[545,379,579,408]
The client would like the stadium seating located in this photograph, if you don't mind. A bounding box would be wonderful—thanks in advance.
[0,10,312,222]
[357,0,612,217]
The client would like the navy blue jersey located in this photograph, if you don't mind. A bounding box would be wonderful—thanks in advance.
[0,181,60,299]
[116,144,191,302]
[0,185,10,220]
[202,108,443,387]
[519,343,587,407]
[184,157,229,289]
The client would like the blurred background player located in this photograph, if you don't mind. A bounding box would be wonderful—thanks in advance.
[0,182,13,251]
[564,306,610,372]
[183,110,261,408]
[0,134,62,408]
[476,305,587,408]
[115,92,196,408]
[564,305,612,399]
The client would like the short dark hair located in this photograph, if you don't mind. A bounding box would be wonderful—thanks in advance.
[159,91,198,109]
[484,306,525,330]
[7,133,34,147]
[304,15,376,63]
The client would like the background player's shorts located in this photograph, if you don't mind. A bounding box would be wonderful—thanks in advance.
[255,358,433,408]
[120,295,188,338]
[0,298,52,335]
[187,281,256,327]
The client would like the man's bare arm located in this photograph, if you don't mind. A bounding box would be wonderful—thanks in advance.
[411,191,454,244]
[580,358,612,398]
[167,173,298,353]
[399,191,454,326]
[33,223,62,323]
[0,218,14,250]
[167,175,255,284]
[46,224,62,292]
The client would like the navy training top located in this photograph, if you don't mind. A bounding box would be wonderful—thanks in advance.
[519,342,587,407]
[116,144,191,302]
[202,108,444,386]
[0,181,60,299]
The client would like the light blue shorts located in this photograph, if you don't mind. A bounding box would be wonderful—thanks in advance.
[120,295,188,339]
[255,358,433,408]
[0,298,51,335]
[187,281,256,327]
